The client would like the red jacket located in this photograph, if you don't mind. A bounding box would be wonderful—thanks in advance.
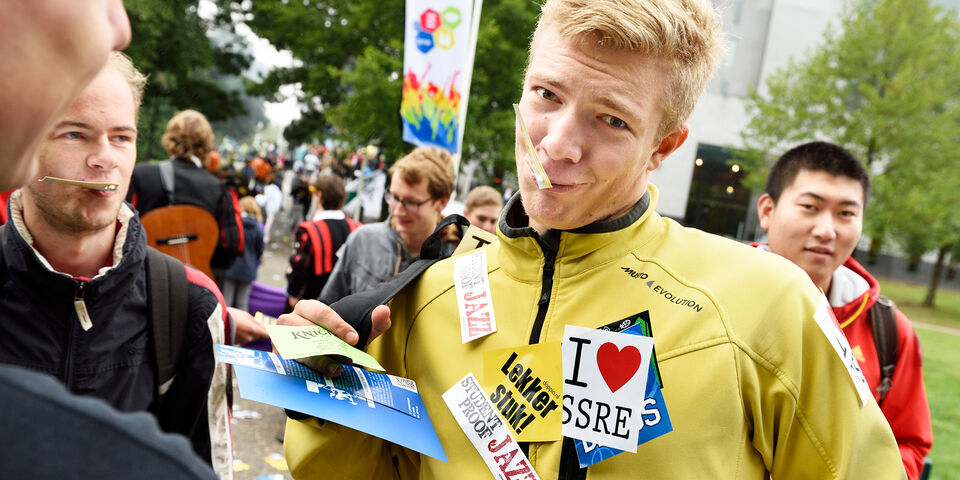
[830,257,932,479]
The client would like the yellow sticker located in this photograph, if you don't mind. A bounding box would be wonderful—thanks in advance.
[232,460,251,472]
[482,343,563,442]
[263,453,289,471]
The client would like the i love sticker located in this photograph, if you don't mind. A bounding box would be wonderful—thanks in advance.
[561,325,653,452]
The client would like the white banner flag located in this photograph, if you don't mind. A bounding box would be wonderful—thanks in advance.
[401,0,479,154]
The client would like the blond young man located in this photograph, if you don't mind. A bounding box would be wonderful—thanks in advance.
[281,1,904,478]
[0,54,232,478]
[463,185,504,234]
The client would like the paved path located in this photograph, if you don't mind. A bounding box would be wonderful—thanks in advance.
[913,321,960,336]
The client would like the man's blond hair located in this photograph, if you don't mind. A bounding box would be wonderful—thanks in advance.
[388,147,456,200]
[162,109,214,160]
[106,51,148,117]
[533,0,725,140]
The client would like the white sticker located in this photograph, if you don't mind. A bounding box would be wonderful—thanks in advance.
[454,249,497,343]
[812,295,871,405]
[561,325,654,452]
[442,373,541,480]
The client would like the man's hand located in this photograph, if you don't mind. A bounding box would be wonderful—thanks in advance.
[277,299,392,377]
[227,307,269,345]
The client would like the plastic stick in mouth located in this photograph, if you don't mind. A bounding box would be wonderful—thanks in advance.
[38,176,119,191]
[513,104,553,189]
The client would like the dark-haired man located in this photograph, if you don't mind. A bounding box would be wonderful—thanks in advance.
[757,141,932,479]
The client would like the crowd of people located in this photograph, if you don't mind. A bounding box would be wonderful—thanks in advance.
[0,0,934,479]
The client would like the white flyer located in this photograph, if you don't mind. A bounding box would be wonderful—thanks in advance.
[442,373,540,480]
[454,249,497,343]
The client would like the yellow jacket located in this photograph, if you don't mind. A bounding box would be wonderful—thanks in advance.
[286,185,904,479]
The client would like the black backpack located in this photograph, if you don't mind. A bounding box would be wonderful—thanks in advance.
[144,247,189,401]
[869,294,898,405]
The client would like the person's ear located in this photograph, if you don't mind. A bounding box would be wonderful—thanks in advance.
[646,124,689,172]
[436,195,450,211]
[757,193,775,232]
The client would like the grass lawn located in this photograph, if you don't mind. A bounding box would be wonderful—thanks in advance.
[879,278,960,479]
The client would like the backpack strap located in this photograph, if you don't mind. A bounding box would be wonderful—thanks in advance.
[869,294,898,404]
[158,159,176,204]
[345,217,362,232]
[297,220,326,277]
[145,247,189,397]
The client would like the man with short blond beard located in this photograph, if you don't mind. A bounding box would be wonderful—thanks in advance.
[0,53,232,479]
[281,0,904,477]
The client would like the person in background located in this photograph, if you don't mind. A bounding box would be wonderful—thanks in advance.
[319,147,456,303]
[281,0,904,477]
[286,174,361,313]
[462,185,504,234]
[258,176,283,245]
[222,196,265,312]
[756,141,932,479]
[127,109,244,284]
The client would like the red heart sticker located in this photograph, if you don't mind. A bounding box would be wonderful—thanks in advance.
[596,342,642,393]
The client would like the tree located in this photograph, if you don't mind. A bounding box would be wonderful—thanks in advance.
[738,0,960,306]
[124,0,253,162]
[241,0,537,180]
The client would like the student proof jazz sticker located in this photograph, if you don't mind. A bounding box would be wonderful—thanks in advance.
[454,249,497,343]
[561,325,654,452]
[443,373,541,480]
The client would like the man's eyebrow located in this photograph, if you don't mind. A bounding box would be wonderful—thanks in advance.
[53,120,137,133]
[53,120,93,130]
[530,71,639,122]
[797,191,862,207]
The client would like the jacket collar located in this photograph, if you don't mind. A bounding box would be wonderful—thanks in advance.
[2,190,147,299]
[830,257,880,327]
[496,185,660,282]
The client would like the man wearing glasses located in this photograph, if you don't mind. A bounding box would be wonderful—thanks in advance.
[319,147,456,303]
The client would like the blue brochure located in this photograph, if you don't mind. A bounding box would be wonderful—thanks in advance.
[574,319,673,468]
[218,345,446,461]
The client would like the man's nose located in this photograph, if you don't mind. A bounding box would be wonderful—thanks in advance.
[107,0,132,50]
[87,135,119,170]
[811,213,838,241]
[537,108,585,164]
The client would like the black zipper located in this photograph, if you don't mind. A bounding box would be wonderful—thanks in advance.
[527,237,557,345]
[63,280,85,387]
[519,234,586,479]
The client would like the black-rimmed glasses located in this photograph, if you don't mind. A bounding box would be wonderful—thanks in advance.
[384,192,433,212]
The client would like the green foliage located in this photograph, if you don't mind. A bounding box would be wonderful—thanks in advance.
[882,279,960,478]
[124,0,254,161]
[915,328,960,479]
[739,0,960,304]
[242,0,538,177]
